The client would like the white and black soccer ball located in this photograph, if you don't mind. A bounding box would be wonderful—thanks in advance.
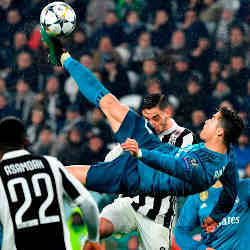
[40,1,76,38]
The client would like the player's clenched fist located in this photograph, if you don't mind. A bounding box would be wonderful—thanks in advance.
[121,138,140,157]
[83,241,101,250]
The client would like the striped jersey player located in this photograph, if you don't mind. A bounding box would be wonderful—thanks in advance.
[100,94,195,249]
[0,117,101,250]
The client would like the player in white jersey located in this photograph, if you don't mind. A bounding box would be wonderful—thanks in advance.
[99,94,195,250]
[0,116,101,250]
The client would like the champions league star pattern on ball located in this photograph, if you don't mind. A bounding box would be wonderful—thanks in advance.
[40,1,76,38]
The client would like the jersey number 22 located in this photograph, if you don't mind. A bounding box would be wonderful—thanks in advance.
[7,173,60,229]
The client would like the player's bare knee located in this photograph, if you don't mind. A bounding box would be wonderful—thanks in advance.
[66,165,90,184]
[100,93,129,128]
[99,217,114,239]
[99,93,118,110]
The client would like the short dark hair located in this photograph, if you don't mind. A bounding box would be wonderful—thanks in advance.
[218,107,245,146]
[230,24,245,34]
[0,116,27,152]
[141,94,169,111]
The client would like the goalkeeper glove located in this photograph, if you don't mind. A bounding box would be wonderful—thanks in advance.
[40,27,65,66]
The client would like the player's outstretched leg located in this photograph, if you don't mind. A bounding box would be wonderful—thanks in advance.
[66,155,195,197]
[40,28,129,133]
[66,152,139,195]
[66,165,90,184]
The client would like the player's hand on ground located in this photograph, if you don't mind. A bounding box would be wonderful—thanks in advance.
[202,216,218,233]
[121,138,139,157]
[83,240,102,250]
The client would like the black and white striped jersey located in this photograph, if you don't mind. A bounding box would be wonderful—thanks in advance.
[159,119,195,147]
[130,119,195,228]
[0,150,99,250]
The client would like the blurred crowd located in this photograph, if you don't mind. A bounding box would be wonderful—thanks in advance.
[0,0,250,249]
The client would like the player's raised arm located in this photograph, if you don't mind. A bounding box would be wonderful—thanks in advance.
[208,157,239,223]
[40,28,128,133]
[121,138,220,190]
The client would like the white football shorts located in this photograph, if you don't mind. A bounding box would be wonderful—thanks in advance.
[101,197,171,250]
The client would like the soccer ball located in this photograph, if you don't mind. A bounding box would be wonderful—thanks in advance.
[40,1,76,38]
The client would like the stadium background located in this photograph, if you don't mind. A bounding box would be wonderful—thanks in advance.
[0,0,250,249]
